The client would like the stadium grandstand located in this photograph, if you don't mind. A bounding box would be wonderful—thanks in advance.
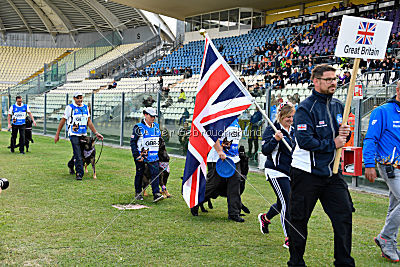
[0,0,398,168]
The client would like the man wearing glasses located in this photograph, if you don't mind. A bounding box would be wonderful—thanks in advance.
[288,64,354,266]
[130,107,164,202]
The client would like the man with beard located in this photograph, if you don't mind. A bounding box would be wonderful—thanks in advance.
[288,65,354,266]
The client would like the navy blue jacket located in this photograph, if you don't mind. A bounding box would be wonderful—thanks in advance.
[291,90,345,177]
[262,121,295,176]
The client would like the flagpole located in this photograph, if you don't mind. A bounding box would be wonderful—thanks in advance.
[252,100,292,151]
[199,29,292,151]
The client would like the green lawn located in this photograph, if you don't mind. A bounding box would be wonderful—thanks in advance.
[0,131,393,266]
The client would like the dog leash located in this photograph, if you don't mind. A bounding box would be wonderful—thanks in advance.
[94,139,104,165]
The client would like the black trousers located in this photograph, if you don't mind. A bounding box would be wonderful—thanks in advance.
[204,162,242,216]
[288,168,355,267]
[10,124,25,153]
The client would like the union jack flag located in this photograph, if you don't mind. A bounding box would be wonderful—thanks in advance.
[356,21,376,45]
[182,33,252,208]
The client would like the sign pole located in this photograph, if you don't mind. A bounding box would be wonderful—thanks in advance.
[332,58,360,174]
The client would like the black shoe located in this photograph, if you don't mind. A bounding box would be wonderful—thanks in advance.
[191,205,199,216]
[76,175,82,181]
[241,204,250,214]
[135,193,144,201]
[10,149,14,153]
[228,215,245,223]
[20,152,25,154]
[153,193,164,202]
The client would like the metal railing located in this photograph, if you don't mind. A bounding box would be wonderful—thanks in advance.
[89,35,162,79]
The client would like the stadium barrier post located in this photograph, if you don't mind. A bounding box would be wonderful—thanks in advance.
[157,84,161,125]
[65,94,69,138]
[332,58,361,174]
[120,92,125,146]
[44,93,47,135]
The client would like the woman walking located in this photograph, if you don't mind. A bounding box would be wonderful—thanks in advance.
[258,103,296,248]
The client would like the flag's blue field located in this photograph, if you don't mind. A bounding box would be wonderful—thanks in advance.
[0,131,391,265]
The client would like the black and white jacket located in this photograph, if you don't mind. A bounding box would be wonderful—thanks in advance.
[262,121,295,177]
[291,90,346,177]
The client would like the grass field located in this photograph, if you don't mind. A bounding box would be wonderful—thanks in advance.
[0,131,394,266]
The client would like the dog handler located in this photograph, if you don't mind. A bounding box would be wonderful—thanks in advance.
[130,107,164,202]
[193,118,243,222]
[54,92,103,180]
[363,81,400,262]
[8,95,36,154]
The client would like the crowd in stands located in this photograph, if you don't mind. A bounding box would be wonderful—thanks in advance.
[128,66,193,79]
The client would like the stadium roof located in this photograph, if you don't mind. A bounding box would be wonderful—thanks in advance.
[0,0,149,36]
[112,0,317,20]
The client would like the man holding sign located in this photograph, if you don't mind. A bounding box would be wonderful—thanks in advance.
[288,64,354,266]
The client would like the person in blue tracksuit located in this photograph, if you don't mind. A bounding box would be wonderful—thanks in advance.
[288,64,354,267]
[130,107,164,203]
[7,95,36,154]
[55,92,103,180]
[258,102,295,249]
[363,81,400,262]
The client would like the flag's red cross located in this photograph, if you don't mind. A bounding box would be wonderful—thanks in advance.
[356,22,376,45]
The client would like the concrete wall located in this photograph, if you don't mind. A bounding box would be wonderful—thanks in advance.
[184,27,251,43]
[0,26,155,48]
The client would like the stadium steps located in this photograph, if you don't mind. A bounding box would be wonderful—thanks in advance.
[19,49,77,85]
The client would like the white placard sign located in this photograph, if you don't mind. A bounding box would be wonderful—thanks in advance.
[335,15,393,60]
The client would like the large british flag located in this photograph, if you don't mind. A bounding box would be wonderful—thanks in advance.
[182,33,252,208]
[356,21,376,45]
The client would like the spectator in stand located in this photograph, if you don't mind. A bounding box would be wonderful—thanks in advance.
[240,77,247,88]
[343,71,351,85]
[307,35,315,46]
[227,55,235,65]
[162,84,170,97]
[251,83,262,97]
[276,76,285,89]
[272,76,278,89]
[161,96,173,109]
[178,89,187,102]
[290,68,301,84]
[143,95,156,107]
[264,72,272,88]
[378,12,386,20]
[218,44,224,52]
[338,2,346,11]
[179,108,189,125]
[158,76,164,88]
[300,68,311,84]
[108,80,117,89]
[307,62,314,73]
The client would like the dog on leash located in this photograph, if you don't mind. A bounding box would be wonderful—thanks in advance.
[80,136,97,179]
[142,138,171,197]
[68,136,97,179]
[7,116,34,152]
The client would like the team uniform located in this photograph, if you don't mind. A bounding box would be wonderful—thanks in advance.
[205,118,243,218]
[9,103,30,153]
[363,96,400,261]
[63,103,90,179]
[288,90,355,266]
[259,121,295,242]
[130,119,162,197]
